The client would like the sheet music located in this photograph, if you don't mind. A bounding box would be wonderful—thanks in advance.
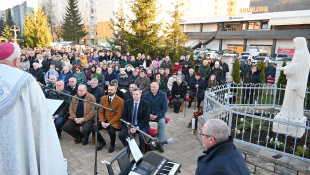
[127,139,143,162]
[47,99,64,119]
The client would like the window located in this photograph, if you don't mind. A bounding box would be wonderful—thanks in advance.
[262,22,268,29]
[248,21,261,30]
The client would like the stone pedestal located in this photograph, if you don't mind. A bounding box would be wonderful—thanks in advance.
[272,114,307,138]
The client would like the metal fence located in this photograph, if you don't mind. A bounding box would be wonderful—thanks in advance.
[203,84,310,162]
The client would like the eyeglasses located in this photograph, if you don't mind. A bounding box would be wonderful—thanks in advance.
[121,74,126,76]
[199,131,216,140]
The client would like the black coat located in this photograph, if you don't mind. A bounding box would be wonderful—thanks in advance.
[196,136,250,175]
[119,77,131,90]
[28,56,36,69]
[171,81,187,98]
[87,86,105,104]
[30,68,44,84]
[65,85,78,96]
[123,91,133,102]
[121,99,150,130]
[212,67,224,84]
[42,58,53,72]
[185,74,195,85]
[47,89,71,118]
[220,62,229,78]
[244,70,261,86]
[189,78,205,94]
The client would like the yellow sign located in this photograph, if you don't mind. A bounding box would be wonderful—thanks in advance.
[239,6,268,14]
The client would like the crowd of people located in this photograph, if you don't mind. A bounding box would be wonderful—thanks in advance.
[16,45,276,153]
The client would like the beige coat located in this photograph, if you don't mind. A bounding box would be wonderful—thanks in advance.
[69,92,96,121]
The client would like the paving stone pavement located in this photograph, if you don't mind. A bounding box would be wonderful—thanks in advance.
[59,105,205,175]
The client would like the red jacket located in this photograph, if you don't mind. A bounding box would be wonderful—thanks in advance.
[171,65,182,74]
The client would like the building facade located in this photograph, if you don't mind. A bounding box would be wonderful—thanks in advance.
[182,0,310,57]
[11,1,33,35]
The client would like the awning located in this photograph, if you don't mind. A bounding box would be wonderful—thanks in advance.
[269,16,310,26]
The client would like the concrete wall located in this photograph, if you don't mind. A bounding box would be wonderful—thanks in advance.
[205,39,220,50]
[247,39,273,46]
[202,23,217,32]
[222,39,244,49]
[184,24,200,32]
[276,39,294,54]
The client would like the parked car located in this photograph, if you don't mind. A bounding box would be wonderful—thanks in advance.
[218,49,228,55]
[194,50,200,60]
[223,50,238,57]
[205,53,221,60]
[254,53,276,64]
[198,51,209,59]
[276,53,292,61]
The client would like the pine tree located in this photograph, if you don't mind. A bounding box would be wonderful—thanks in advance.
[165,0,188,62]
[107,0,126,53]
[2,25,12,41]
[6,10,14,27]
[190,51,195,71]
[22,8,53,48]
[0,18,5,36]
[62,0,87,43]
[124,0,162,56]
[277,61,287,104]
[232,58,241,83]
[258,61,265,83]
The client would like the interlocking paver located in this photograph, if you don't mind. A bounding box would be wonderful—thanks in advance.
[60,106,204,174]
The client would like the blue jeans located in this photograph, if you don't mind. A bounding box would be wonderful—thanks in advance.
[158,118,166,141]
[222,78,226,84]
[55,116,65,130]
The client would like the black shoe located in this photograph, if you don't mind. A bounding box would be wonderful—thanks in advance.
[57,130,62,139]
[188,102,191,108]
[82,139,88,146]
[108,144,115,153]
[157,145,164,153]
[97,140,106,151]
[75,135,84,144]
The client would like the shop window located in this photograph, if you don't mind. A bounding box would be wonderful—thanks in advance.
[248,21,261,30]
[262,22,268,29]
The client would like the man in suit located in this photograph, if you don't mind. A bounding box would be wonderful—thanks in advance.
[143,82,168,152]
[118,88,150,151]
[65,77,78,96]
[95,84,124,153]
[123,83,136,102]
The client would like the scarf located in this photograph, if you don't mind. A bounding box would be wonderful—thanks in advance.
[94,73,102,80]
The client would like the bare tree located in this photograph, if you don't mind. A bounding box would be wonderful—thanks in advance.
[53,26,62,42]
[41,0,56,41]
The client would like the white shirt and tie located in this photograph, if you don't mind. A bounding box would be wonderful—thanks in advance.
[109,94,115,105]
[132,100,140,127]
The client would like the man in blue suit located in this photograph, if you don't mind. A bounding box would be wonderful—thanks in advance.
[143,82,168,152]
[118,88,150,151]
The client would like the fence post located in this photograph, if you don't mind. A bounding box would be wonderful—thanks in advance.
[228,107,233,135]
[272,84,277,108]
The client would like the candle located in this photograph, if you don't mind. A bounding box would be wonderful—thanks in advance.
[192,118,195,129]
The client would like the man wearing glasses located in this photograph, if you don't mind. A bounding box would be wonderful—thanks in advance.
[196,119,249,175]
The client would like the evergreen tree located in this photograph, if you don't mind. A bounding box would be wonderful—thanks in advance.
[258,61,265,83]
[62,0,87,43]
[232,58,241,83]
[124,0,162,56]
[190,51,195,71]
[277,61,287,104]
[2,25,12,41]
[165,0,188,62]
[6,10,14,27]
[107,0,126,53]
[0,18,5,36]
[22,8,53,48]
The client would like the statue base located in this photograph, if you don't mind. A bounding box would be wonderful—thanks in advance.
[272,114,307,138]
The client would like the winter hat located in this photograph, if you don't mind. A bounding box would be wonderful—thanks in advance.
[0,43,21,61]
[195,72,201,76]
[215,61,219,65]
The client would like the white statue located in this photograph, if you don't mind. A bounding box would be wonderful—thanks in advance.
[273,37,310,138]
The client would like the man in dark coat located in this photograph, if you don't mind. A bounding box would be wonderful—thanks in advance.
[143,82,168,152]
[185,68,195,89]
[188,72,205,108]
[123,84,136,102]
[65,77,78,96]
[219,58,229,83]
[48,81,71,138]
[87,78,104,104]
[28,51,36,70]
[118,88,150,151]
[196,119,250,175]
[198,60,211,83]
[30,62,45,84]
[42,54,53,72]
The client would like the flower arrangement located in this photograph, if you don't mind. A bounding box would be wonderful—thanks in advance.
[188,106,203,129]
[270,138,284,150]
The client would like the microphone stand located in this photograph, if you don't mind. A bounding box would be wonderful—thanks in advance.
[120,119,157,141]
[37,82,118,175]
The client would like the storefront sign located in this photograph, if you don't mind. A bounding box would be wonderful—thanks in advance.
[239,6,268,14]
[278,48,295,57]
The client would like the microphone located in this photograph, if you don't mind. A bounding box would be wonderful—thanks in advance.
[148,138,174,147]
